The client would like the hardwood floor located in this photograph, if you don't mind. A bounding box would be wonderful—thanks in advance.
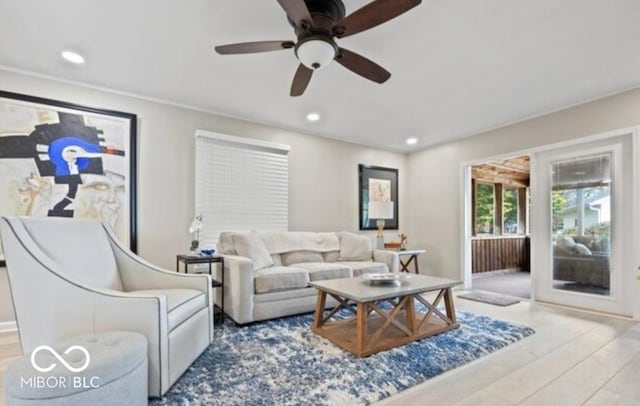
[0,331,21,406]
[0,293,637,405]
[380,292,640,406]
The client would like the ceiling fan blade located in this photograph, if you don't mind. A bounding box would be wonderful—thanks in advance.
[335,0,422,38]
[277,0,313,27]
[290,64,313,97]
[215,41,295,55]
[336,48,391,83]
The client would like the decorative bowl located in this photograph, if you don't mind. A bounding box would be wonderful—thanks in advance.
[361,273,407,287]
[200,248,215,256]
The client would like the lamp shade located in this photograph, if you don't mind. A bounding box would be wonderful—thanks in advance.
[296,39,336,70]
[368,201,394,220]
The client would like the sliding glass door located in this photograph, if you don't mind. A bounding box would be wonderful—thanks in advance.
[551,154,612,296]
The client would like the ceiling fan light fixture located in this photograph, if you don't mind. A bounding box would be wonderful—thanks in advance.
[215,0,422,96]
[295,38,336,70]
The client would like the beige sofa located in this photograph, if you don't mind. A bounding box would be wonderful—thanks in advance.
[217,231,400,324]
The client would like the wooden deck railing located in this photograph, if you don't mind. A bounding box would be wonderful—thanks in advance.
[472,236,530,274]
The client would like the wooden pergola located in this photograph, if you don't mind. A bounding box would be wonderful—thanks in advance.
[472,155,530,236]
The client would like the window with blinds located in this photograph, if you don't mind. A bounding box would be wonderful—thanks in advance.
[194,130,289,248]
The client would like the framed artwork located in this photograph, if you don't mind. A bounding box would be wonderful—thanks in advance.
[0,90,137,266]
[358,164,399,230]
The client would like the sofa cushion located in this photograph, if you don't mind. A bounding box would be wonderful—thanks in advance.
[323,251,340,263]
[131,288,206,331]
[574,243,593,256]
[271,254,283,266]
[338,232,372,261]
[292,262,353,281]
[337,261,389,276]
[253,287,318,303]
[255,266,310,294]
[281,250,324,266]
[258,231,340,254]
[234,231,273,270]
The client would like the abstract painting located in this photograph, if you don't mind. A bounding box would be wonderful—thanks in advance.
[369,178,391,202]
[0,91,137,265]
[359,164,398,230]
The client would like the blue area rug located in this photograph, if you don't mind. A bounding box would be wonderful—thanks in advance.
[152,307,534,405]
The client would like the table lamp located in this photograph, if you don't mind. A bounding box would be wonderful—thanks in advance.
[368,201,394,249]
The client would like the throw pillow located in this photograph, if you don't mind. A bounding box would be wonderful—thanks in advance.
[217,232,237,255]
[338,232,372,261]
[573,243,593,256]
[233,231,273,270]
[557,236,577,250]
[323,251,340,263]
[281,251,324,266]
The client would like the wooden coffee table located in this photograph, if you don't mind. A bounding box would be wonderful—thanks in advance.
[310,274,462,357]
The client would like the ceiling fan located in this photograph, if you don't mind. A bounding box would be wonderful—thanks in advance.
[215,0,422,97]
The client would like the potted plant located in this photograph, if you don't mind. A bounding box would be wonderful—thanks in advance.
[189,214,204,252]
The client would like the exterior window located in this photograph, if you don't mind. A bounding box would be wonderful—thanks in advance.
[475,183,495,235]
[195,131,289,248]
[503,187,518,234]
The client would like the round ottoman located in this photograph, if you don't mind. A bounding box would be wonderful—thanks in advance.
[4,331,148,406]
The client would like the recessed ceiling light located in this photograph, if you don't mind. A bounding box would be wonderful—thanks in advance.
[406,138,418,145]
[61,51,85,64]
[306,112,321,122]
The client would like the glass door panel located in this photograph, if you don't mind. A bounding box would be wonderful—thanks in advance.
[551,154,611,296]
[531,134,634,316]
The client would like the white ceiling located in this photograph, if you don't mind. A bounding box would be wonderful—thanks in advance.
[1,0,639,152]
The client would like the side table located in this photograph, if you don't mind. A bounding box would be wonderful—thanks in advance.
[394,249,426,274]
[176,254,225,325]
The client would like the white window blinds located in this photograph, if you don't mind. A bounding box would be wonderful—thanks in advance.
[195,130,289,248]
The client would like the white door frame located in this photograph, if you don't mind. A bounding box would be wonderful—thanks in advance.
[633,127,640,320]
[534,141,631,315]
[460,126,640,318]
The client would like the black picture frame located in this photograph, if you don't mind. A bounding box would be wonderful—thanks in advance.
[358,164,399,230]
[0,90,137,267]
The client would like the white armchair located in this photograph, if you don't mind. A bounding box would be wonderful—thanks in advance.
[0,216,214,397]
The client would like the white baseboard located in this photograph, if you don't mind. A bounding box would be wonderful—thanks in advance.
[0,321,17,333]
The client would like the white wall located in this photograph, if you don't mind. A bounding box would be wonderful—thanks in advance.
[2,68,638,324]
[407,88,640,279]
[0,69,408,323]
